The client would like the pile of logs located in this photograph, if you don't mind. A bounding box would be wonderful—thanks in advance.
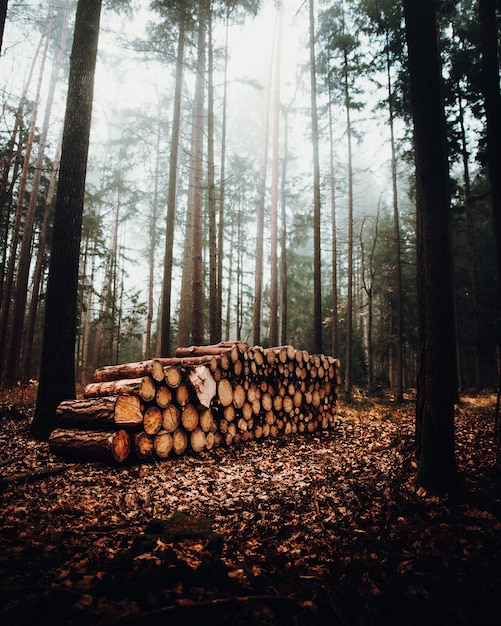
[49,342,340,463]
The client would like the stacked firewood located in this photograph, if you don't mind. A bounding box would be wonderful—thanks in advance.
[49,342,340,463]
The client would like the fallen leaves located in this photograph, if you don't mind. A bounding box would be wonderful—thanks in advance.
[0,392,500,624]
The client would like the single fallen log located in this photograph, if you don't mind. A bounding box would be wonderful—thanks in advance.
[55,396,143,429]
[49,428,130,463]
[175,343,233,357]
[92,359,165,383]
[83,376,156,403]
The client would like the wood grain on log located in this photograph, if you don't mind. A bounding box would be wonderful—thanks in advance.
[217,378,233,407]
[56,396,143,429]
[199,408,214,433]
[181,404,199,432]
[143,406,162,435]
[93,358,165,383]
[163,365,183,388]
[172,428,188,455]
[190,427,206,453]
[162,404,180,432]
[175,382,190,407]
[49,428,130,463]
[83,376,156,403]
[188,365,216,409]
[155,385,172,408]
[154,430,173,459]
[133,431,153,460]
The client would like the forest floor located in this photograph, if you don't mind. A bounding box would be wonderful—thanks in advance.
[1,386,501,626]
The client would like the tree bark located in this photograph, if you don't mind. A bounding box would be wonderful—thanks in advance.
[160,12,185,357]
[252,13,275,346]
[191,3,207,345]
[479,0,501,316]
[403,0,458,494]
[32,0,103,440]
[309,0,323,355]
[49,428,130,463]
[269,2,283,348]
[83,376,156,403]
[56,395,143,429]
[93,359,165,383]
[0,0,7,55]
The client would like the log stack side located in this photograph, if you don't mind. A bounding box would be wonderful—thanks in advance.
[49,343,340,463]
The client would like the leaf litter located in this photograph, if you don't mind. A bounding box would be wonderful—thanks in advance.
[0,390,500,625]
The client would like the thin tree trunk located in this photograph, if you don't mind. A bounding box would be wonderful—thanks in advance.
[225,207,235,341]
[33,0,103,439]
[386,39,404,403]
[190,4,206,345]
[479,0,501,353]
[309,0,322,355]
[144,108,161,360]
[218,8,229,343]
[457,81,480,390]
[81,232,96,386]
[280,107,289,346]
[253,12,276,346]
[160,13,185,356]
[269,1,283,348]
[207,8,219,343]
[328,85,338,358]
[178,4,206,347]
[344,46,354,398]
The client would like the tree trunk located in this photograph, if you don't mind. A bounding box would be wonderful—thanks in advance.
[33,0,103,440]
[280,107,289,346]
[457,80,480,390]
[160,13,185,357]
[386,37,404,403]
[309,0,322,355]
[403,0,458,494]
[191,3,206,346]
[253,14,275,346]
[328,85,338,358]
[144,106,161,360]
[21,133,62,381]
[217,8,229,346]
[0,0,7,55]
[269,2,283,348]
[479,0,501,325]
[344,44,354,399]
[207,9,219,344]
